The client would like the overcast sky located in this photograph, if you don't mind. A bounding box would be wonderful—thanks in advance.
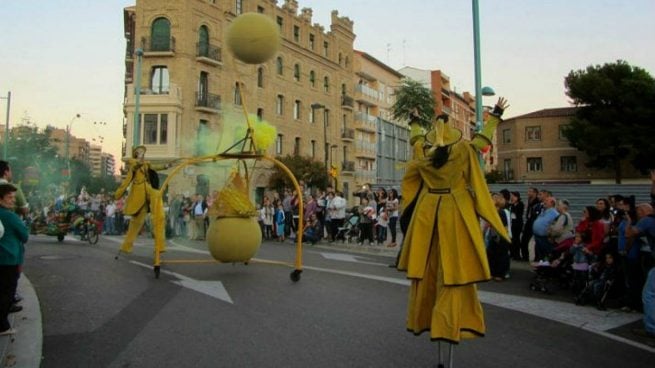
[1,0,654,165]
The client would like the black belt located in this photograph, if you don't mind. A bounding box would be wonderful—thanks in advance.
[428,188,451,194]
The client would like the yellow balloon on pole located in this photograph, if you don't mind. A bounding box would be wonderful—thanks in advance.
[226,12,280,64]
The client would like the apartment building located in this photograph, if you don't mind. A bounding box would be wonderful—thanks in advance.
[123,0,356,196]
[352,51,408,190]
[497,107,645,183]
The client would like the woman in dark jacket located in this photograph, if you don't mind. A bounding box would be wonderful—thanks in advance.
[0,184,29,335]
[509,191,524,261]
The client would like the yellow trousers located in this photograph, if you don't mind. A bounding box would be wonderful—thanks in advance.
[120,189,166,253]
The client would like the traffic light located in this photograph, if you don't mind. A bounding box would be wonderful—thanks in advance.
[329,165,338,178]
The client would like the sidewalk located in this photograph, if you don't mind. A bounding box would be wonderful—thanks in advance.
[0,276,43,368]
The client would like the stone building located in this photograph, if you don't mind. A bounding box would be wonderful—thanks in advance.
[497,107,646,183]
[122,0,357,197]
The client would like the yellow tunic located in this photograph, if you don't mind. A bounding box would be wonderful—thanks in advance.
[398,138,508,342]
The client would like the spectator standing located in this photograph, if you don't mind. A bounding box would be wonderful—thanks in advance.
[329,191,347,241]
[376,206,389,245]
[261,196,274,240]
[532,197,559,261]
[521,187,541,261]
[0,184,29,336]
[549,199,574,246]
[358,197,375,245]
[487,193,511,280]
[509,191,524,260]
[192,194,207,240]
[386,189,400,247]
[275,203,285,242]
[0,161,29,217]
[104,200,116,235]
[282,189,293,238]
[577,206,606,258]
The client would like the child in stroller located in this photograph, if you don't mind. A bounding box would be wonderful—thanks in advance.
[335,207,360,243]
[575,252,622,310]
[529,250,573,294]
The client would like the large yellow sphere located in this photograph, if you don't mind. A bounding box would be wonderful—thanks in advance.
[226,12,280,64]
[206,217,262,262]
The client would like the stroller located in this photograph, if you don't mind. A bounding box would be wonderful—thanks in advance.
[574,257,621,310]
[529,254,573,294]
[335,210,360,243]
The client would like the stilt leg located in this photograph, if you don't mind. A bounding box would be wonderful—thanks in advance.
[437,342,444,368]
[447,343,454,368]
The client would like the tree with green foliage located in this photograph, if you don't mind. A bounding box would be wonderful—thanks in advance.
[268,155,329,192]
[391,78,436,130]
[563,60,655,183]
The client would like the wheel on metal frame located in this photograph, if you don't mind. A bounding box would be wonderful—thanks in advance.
[290,269,302,282]
[57,234,65,242]
[87,224,99,245]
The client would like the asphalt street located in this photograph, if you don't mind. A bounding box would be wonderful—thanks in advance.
[21,234,655,367]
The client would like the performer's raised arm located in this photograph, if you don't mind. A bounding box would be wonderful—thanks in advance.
[471,97,509,151]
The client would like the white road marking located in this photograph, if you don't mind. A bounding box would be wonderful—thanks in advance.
[320,253,388,266]
[302,265,654,353]
[130,260,233,304]
[121,241,653,353]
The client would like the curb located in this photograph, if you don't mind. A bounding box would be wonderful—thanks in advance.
[0,275,43,368]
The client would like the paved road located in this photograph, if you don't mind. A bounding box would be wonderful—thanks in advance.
[23,234,655,367]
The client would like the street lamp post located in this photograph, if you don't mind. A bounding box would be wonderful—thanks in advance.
[472,0,496,169]
[311,103,328,170]
[133,48,144,148]
[65,114,81,182]
[1,91,10,160]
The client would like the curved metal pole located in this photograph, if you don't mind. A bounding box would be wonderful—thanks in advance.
[155,153,305,274]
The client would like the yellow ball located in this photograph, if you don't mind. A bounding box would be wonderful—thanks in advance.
[206,217,262,262]
[226,12,280,64]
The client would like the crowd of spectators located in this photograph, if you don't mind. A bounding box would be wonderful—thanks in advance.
[488,171,655,339]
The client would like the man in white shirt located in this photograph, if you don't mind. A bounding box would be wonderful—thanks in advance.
[329,191,347,241]
[105,200,117,235]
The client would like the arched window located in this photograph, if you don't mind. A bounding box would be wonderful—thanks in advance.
[198,25,209,57]
[234,82,242,105]
[341,83,346,95]
[151,17,171,51]
[309,70,315,87]
[293,64,301,82]
[257,67,264,87]
[151,66,169,94]
[276,57,283,75]
[345,56,349,67]
[323,76,330,93]
[293,100,301,120]
[338,52,342,65]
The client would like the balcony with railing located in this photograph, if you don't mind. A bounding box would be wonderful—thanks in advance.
[124,83,182,108]
[341,94,354,109]
[341,128,354,142]
[354,84,380,104]
[341,160,355,174]
[357,169,376,181]
[141,36,176,56]
[196,43,222,66]
[354,112,377,132]
[195,92,221,113]
[354,142,376,159]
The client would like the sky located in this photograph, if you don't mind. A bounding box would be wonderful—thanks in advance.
[1,0,654,169]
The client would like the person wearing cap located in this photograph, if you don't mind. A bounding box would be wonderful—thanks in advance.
[115,146,170,254]
[397,98,510,349]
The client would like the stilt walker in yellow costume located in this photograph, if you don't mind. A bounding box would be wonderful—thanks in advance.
[397,98,510,366]
[115,146,169,254]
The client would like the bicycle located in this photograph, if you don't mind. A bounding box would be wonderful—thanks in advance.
[77,212,100,245]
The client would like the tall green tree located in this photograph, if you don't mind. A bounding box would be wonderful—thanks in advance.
[563,60,655,183]
[391,78,436,130]
[268,154,328,192]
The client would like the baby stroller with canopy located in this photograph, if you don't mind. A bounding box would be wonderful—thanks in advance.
[335,209,360,243]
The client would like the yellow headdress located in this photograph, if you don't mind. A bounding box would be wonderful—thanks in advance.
[424,116,462,156]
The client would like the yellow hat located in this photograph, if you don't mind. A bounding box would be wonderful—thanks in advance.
[425,118,462,148]
[132,145,146,158]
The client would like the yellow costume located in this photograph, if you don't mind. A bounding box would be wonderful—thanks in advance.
[398,114,509,343]
[115,146,168,254]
